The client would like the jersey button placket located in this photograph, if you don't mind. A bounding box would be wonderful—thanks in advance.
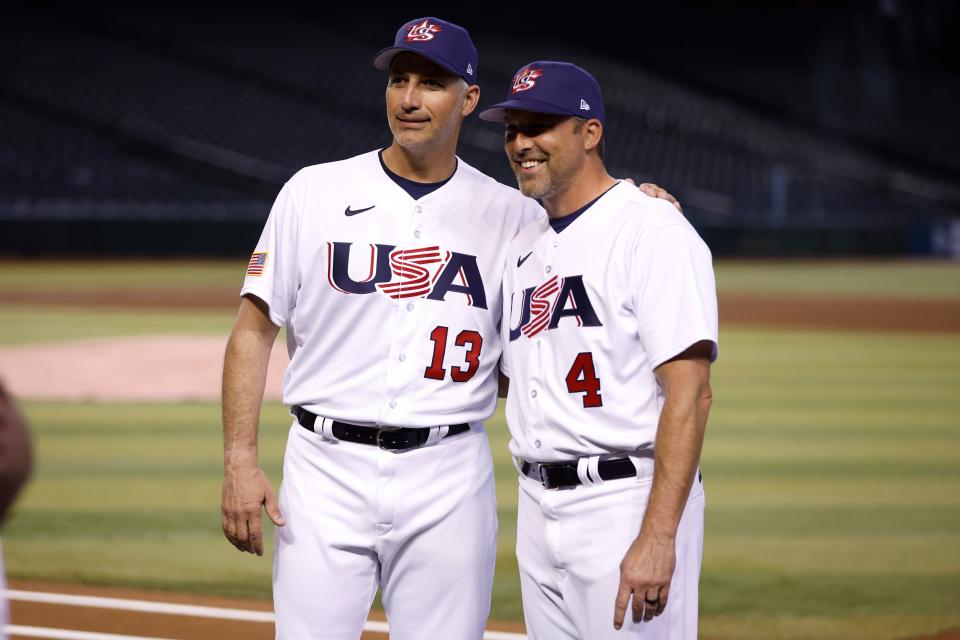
[528,283,549,448]
[381,207,416,424]
[543,236,560,278]
[385,294,415,417]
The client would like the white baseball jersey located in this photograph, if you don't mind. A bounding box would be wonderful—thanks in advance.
[501,181,718,462]
[241,149,542,427]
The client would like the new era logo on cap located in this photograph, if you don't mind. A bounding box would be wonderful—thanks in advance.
[373,17,479,84]
[479,60,606,124]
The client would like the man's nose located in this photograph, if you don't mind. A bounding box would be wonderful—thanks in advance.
[510,131,534,153]
[401,85,421,110]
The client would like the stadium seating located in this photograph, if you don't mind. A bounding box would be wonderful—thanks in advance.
[1,6,955,240]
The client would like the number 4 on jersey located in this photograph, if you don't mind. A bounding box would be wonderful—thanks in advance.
[566,352,602,408]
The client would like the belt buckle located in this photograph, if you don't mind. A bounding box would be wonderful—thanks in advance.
[376,427,416,451]
[538,463,559,490]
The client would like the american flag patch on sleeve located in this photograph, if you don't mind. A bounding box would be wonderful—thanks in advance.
[247,252,268,276]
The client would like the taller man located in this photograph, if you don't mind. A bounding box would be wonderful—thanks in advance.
[221,18,541,639]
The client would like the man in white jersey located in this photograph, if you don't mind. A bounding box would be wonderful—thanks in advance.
[482,62,718,639]
[220,17,544,639]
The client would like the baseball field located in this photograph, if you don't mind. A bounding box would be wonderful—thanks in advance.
[0,259,958,640]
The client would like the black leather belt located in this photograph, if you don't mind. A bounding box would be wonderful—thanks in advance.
[520,457,638,490]
[292,406,469,451]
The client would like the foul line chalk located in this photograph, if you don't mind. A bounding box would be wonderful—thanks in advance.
[4,625,177,640]
[4,590,274,623]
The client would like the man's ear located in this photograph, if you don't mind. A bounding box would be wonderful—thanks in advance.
[583,118,603,153]
[462,84,480,117]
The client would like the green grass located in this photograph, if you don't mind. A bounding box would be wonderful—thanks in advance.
[715,259,960,299]
[696,328,960,638]
[0,260,244,292]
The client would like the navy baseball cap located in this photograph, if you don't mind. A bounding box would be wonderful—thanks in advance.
[373,17,478,84]
[479,61,605,124]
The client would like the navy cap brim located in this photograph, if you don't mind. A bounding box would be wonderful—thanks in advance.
[373,46,470,82]
[478,98,580,122]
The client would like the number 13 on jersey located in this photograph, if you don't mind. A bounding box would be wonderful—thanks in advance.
[424,326,483,382]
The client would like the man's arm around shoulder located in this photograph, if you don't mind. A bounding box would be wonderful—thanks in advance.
[614,339,714,628]
[221,295,285,556]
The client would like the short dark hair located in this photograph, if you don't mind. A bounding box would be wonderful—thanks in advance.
[573,117,605,160]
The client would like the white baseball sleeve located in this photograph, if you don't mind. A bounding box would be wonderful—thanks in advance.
[632,223,719,369]
[240,182,302,327]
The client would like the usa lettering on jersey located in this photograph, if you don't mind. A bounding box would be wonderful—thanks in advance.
[326,242,488,309]
[508,275,602,341]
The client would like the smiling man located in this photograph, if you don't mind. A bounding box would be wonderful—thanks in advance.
[483,62,718,639]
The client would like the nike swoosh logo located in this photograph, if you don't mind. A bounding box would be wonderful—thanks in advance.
[345,205,376,216]
[517,251,533,268]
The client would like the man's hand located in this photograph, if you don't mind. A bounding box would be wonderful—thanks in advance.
[624,179,683,213]
[614,531,676,628]
[613,340,713,629]
[638,182,683,213]
[221,294,282,556]
[221,463,284,556]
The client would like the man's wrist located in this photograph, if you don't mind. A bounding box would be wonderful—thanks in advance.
[638,521,678,544]
[640,528,677,544]
[223,447,258,469]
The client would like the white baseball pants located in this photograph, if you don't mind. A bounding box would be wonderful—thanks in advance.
[273,421,498,639]
[517,468,705,639]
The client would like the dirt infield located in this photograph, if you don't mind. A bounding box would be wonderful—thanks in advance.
[0,335,289,402]
[719,294,960,333]
[5,286,960,333]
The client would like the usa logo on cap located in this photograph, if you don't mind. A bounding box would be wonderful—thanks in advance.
[406,19,442,42]
[512,67,543,94]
